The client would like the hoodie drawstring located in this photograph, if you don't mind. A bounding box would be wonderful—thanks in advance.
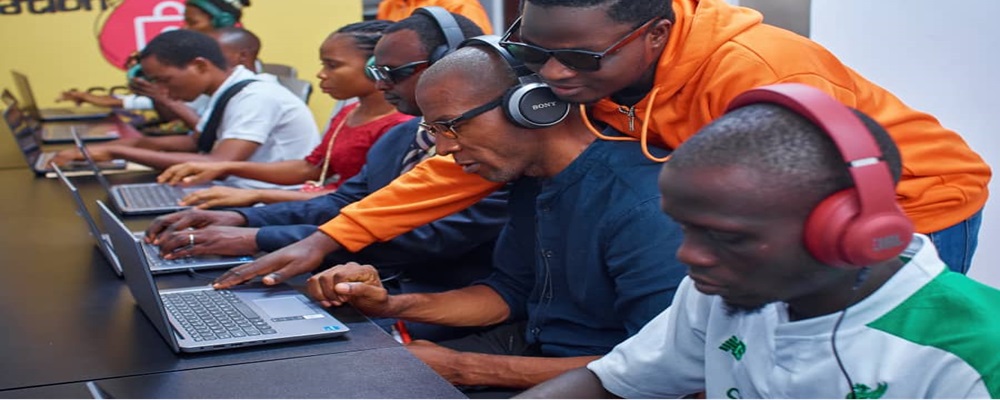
[581,86,669,163]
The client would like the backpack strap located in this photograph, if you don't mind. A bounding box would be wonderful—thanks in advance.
[197,79,257,153]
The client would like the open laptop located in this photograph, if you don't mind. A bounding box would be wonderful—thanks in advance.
[11,70,111,122]
[55,164,255,276]
[1,99,126,175]
[73,131,215,215]
[1,87,119,143]
[98,199,348,353]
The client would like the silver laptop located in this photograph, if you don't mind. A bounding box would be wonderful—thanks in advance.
[2,85,120,143]
[73,131,216,215]
[98,200,349,353]
[56,164,255,276]
[11,70,112,122]
[1,97,126,175]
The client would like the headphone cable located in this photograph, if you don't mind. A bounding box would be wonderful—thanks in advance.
[832,266,871,399]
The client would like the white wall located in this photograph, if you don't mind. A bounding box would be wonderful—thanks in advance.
[810,0,1000,287]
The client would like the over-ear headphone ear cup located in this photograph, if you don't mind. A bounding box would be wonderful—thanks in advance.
[805,189,914,268]
[214,12,236,28]
[503,81,570,129]
[364,56,377,82]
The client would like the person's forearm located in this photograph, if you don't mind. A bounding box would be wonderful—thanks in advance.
[153,99,200,131]
[448,353,600,388]
[223,160,320,185]
[514,367,616,398]
[81,93,124,108]
[387,285,509,327]
[254,189,327,204]
[110,147,228,170]
[319,156,502,251]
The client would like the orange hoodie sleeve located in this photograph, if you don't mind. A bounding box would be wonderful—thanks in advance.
[318,154,502,252]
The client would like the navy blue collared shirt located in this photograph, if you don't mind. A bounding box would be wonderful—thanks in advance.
[480,137,686,357]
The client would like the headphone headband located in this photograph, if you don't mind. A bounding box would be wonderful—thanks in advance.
[725,83,913,267]
[413,6,464,62]
[186,0,238,28]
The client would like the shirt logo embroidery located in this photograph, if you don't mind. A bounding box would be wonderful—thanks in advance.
[719,335,746,360]
[846,382,888,399]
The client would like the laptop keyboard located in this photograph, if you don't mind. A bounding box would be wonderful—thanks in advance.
[162,290,277,342]
[120,184,184,209]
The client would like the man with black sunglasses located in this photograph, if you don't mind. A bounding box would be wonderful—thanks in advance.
[227,0,989,305]
[302,44,687,392]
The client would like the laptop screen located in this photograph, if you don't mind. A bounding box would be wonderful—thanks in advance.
[10,70,40,118]
[72,129,115,191]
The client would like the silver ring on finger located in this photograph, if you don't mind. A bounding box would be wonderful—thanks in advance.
[188,233,195,247]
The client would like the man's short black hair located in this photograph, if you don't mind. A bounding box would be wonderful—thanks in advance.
[384,11,484,60]
[524,0,674,25]
[668,103,902,211]
[139,30,228,70]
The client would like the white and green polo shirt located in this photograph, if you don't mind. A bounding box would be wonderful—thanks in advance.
[589,234,1000,398]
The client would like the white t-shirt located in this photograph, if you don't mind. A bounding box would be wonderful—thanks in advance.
[196,66,319,189]
[589,234,999,398]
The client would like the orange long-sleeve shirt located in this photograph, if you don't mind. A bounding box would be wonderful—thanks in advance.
[323,0,990,251]
[375,0,493,34]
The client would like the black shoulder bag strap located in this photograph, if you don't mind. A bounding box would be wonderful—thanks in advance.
[197,79,257,153]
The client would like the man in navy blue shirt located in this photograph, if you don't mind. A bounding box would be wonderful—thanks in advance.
[303,43,687,390]
[143,12,499,340]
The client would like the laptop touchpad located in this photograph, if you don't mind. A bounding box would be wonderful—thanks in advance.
[253,296,322,320]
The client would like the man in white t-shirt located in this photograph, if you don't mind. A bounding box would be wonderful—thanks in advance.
[518,84,1000,399]
[53,29,318,190]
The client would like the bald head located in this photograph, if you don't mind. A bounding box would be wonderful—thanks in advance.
[665,103,902,211]
[210,27,260,69]
[417,45,517,106]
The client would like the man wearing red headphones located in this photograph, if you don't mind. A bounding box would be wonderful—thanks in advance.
[517,84,1000,399]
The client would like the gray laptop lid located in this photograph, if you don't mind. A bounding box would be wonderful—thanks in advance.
[11,70,111,121]
[52,164,124,276]
[97,200,348,353]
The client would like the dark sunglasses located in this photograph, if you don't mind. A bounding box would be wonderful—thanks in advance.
[366,60,430,85]
[419,96,504,139]
[499,16,658,72]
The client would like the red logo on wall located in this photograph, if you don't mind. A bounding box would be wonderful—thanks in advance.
[98,0,185,70]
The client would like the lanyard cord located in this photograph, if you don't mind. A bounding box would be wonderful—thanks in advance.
[580,86,669,163]
[313,114,351,186]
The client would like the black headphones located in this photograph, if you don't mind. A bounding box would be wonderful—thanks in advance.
[458,35,570,129]
[413,6,464,63]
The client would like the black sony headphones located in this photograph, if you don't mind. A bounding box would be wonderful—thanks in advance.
[458,35,570,129]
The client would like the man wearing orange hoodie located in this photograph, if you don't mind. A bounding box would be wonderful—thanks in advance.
[218,0,989,286]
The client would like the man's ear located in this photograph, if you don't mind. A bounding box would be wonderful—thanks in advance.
[647,19,672,51]
[190,57,213,73]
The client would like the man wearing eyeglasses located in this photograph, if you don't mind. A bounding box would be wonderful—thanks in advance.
[224,0,989,304]
[300,44,687,392]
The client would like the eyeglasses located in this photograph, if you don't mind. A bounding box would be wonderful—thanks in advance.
[419,96,504,139]
[366,60,430,85]
[499,16,658,72]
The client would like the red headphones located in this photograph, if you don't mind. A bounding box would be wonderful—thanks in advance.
[725,83,914,268]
